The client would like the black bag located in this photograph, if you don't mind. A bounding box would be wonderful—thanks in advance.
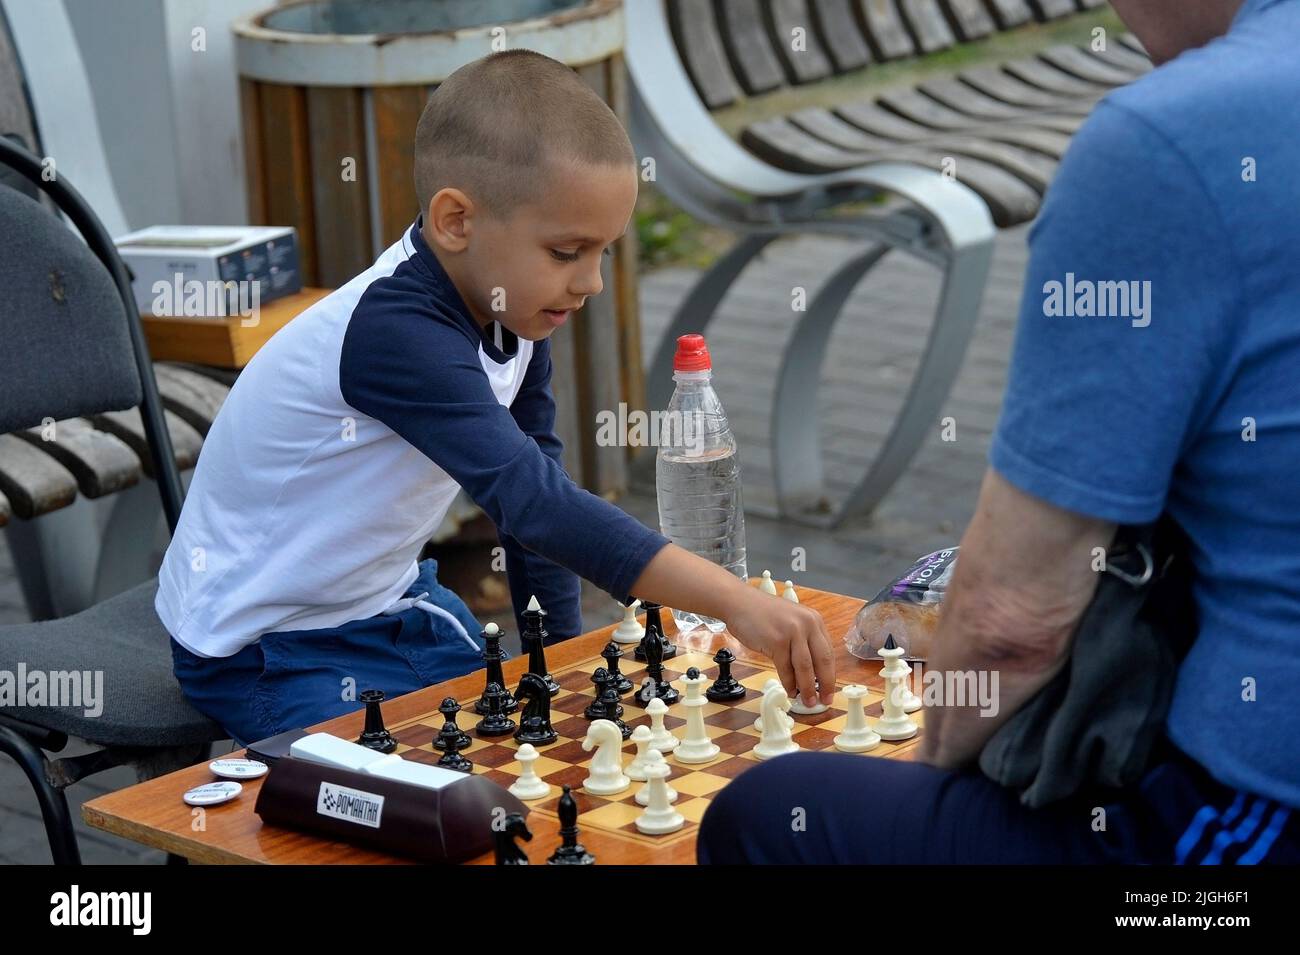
[978,516,1197,808]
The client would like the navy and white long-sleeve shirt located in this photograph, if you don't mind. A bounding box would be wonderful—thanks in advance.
[157,218,668,658]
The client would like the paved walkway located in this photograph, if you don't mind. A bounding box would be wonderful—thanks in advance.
[0,223,1030,863]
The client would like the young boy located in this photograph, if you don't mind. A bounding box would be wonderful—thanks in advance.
[158,50,834,747]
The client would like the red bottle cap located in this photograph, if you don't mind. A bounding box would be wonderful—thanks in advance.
[673,334,712,372]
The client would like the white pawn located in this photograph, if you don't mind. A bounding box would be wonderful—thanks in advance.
[789,680,828,715]
[581,719,630,794]
[833,685,881,753]
[754,678,796,732]
[901,662,922,713]
[754,684,800,760]
[876,639,919,741]
[782,580,799,603]
[645,697,679,753]
[508,743,551,800]
[626,725,655,781]
[674,669,720,763]
[634,749,684,835]
[612,598,644,644]
[634,744,678,807]
[759,570,779,595]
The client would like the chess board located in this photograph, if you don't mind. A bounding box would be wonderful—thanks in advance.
[385,646,926,851]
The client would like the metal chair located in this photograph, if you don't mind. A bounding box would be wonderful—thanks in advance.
[0,136,225,864]
[625,0,996,526]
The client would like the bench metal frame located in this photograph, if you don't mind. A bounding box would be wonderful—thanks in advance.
[626,0,995,526]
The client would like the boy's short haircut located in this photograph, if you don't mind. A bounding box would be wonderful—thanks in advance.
[413,49,636,221]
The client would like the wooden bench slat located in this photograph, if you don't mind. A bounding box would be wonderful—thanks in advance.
[740,115,1042,225]
[1030,0,1078,20]
[715,0,790,94]
[772,0,836,83]
[668,0,743,109]
[1008,112,1090,136]
[14,419,141,499]
[1117,33,1149,57]
[917,75,1034,120]
[151,364,230,437]
[939,0,995,41]
[0,433,79,519]
[959,64,1081,108]
[857,0,917,60]
[922,135,1056,192]
[832,100,938,140]
[791,106,896,149]
[1003,56,1110,95]
[785,106,1060,187]
[1038,44,1139,85]
[1084,41,1153,75]
[810,0,873,72]
[984,0,1034,29]
[89,408,205,477]
[876,86,986,130]
[973,123,1076,160]
[898,0,956,53]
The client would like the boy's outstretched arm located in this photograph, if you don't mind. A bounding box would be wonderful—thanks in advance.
[629,544,836,708]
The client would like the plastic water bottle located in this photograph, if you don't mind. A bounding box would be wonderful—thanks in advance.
[655,334,748,633]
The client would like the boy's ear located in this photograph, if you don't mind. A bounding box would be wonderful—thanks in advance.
[426,187,473,252]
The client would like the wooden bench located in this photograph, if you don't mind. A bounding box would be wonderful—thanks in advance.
[0,364,231,619]
[626,0,1147,526]
[682,0,1149,227]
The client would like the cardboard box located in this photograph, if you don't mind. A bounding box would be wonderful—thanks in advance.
[115,224,301,316]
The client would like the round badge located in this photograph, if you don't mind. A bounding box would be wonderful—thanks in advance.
[209,758,269,780]
[183,781,243,806]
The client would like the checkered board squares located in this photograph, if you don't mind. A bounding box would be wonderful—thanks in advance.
[387,649,926,850]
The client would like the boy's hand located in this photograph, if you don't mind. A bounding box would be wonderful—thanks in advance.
[720,586,836,708]
[630,543,837,707]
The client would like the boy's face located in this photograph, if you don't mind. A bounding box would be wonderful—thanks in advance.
[424,159,638,342]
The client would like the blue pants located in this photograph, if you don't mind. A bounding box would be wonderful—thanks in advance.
[697,741,1298,864]
[171,559,483,747]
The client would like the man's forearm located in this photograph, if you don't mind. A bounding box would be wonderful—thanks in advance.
[919,597,1073,769]
[917,470,1114,769]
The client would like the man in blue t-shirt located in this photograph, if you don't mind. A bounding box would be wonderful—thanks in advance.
[699,0,1298,864]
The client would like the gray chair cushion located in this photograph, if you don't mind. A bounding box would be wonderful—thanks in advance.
[0,579,224,747]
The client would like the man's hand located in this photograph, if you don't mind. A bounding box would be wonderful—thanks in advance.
[629,543,836,707]
[919,469,1115,769]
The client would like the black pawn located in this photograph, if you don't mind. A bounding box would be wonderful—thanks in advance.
[356,689,397,753]
[434,696,473,751]
[547,786,595,865]
[522,599,561,697]
[584,667,623,720]
[706,647,747,702]
[601,641,634,695]
[476,682,516,737]
[634,600,677,661]
[599,683,631,739]
[476,624,518,715]
[436,724,473,773]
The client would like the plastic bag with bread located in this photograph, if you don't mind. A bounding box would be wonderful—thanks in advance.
[844,547,958,661]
